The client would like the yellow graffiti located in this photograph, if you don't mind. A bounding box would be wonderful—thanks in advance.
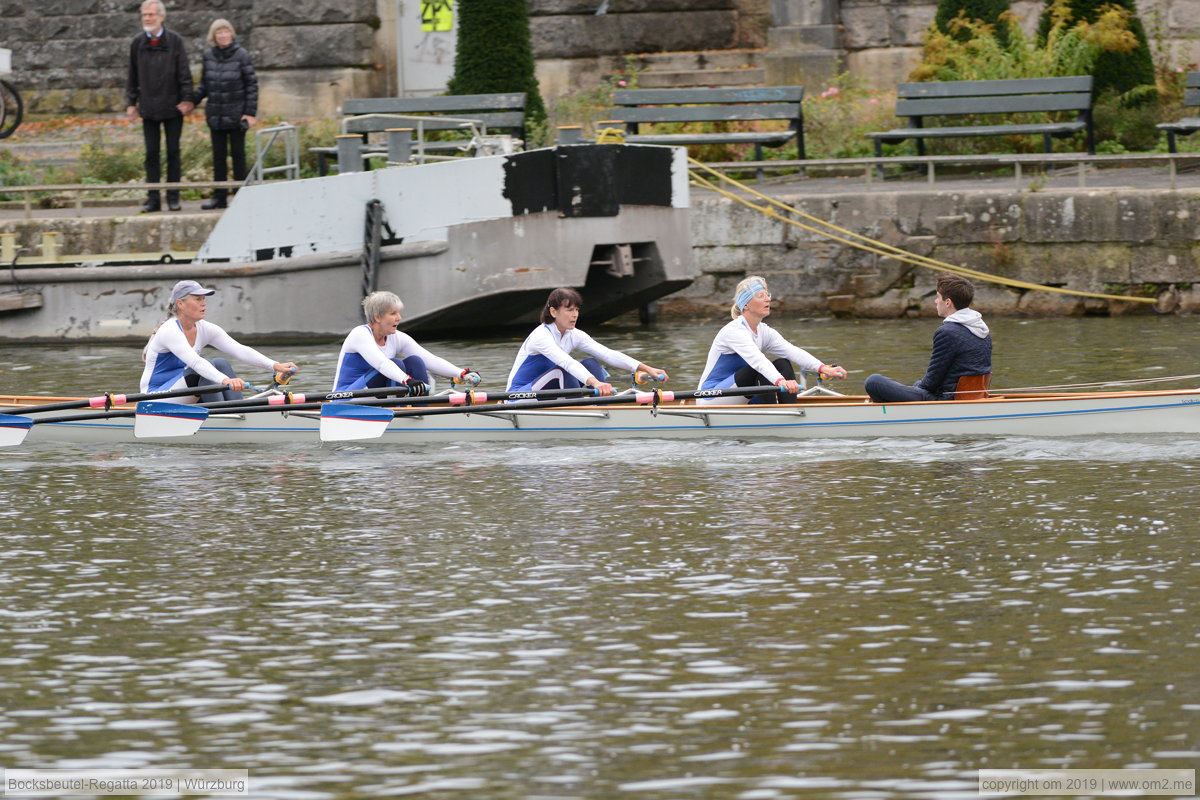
[422,0,454,32]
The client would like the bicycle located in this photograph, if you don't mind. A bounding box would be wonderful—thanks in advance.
[0,78,23,140]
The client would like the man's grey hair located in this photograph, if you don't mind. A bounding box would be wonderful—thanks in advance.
[141,0,166,15]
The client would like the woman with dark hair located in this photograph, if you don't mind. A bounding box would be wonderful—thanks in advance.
[505,287,668,396]
[193,17,257,210]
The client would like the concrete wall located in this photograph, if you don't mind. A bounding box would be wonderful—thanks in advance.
[675,185,1200,317]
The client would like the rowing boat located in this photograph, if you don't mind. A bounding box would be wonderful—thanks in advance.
[4,387,1199,446]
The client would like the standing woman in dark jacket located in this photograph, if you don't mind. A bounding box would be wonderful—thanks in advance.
[193,19,258,209]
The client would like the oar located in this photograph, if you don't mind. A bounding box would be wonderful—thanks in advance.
[0,384,227,416]
[318,384,785,442]
[0,399,215,447]
[194,386,600,413]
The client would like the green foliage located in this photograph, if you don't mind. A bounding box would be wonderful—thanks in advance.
[447,0,546,124]
[936,0,1013,47]
[535,58,641,147]
[1037,0,1156,98]
[800,75,900,159]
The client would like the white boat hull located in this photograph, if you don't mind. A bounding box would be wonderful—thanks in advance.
[8,389,1200,446]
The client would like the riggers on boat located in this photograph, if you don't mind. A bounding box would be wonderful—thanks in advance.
[4,386,1200,447]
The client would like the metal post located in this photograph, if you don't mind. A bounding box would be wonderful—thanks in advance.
[557,126,583,144]
[40,231,59,262]
[386,128,413,164]
[0,232,16,263]
[336,134,364,173]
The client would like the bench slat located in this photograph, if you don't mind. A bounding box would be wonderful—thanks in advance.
[344,111,525,134]
[625,131,796,146]
[896,92,1092,117]
[1184,87,1200,107]
[613,87,804,106]
[897,76,1092,99]
[868,121,1085,141]
[613,104,801,124]
[343,93,526,115]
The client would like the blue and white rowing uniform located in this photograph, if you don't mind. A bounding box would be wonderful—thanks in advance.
[506,324,640,392]
[695,317,823,405]
[140,318,276,393]
[332,325,462,391]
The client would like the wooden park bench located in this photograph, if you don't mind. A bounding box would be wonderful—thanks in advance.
[312,92,528,175]
[1157,71,1200,153]
[603,86,805,180]
[867,76,1096,161]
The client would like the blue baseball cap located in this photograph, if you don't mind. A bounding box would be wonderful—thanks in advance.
[171,280,216,303]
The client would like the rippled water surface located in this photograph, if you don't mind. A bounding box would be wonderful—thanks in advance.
[1,316,1198,798]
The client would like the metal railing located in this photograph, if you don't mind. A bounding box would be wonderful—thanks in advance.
[246,123,300,184]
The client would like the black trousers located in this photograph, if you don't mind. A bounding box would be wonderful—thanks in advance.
[210,128,247,199]
[142,116,184,203]
[735,357,799,404]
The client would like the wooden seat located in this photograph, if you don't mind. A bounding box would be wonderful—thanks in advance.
[953,373,991,400]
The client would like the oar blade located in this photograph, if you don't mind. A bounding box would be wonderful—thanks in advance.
[134,402,209,439]
[320,403,394,442]
[0,415,34,448]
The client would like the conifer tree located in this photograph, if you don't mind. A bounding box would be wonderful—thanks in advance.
[935,0,1013,46]
[447,0,546,124]
[1037,0,1155,96]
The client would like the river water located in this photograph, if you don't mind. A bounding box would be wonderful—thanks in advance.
[1,315,1198,799]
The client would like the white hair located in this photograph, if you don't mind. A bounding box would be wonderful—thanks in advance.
[141,0,166,15]
[362,290,404,323]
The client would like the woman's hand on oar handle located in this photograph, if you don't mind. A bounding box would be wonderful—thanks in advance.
[222,377,247,391]
[774,377,801,395]
[634,364,669,385]
[818,364,847,380]
[272,362,299,386]
[586,376,614,397]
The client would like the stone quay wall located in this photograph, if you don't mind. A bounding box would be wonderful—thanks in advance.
[675,186,1200,318]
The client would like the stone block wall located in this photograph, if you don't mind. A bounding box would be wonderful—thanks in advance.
[0,0,766,120]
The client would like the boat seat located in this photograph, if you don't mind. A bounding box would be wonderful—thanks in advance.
[953,373,991,400]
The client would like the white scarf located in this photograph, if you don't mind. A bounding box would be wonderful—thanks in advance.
[945,308,989,339]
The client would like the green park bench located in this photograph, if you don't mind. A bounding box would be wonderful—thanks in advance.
[1157,72,1200,153]
[867,76,1096,160]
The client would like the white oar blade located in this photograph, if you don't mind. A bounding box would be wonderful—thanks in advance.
[320,403,394,442]
[134,401,209,439]
[0,415,34,447]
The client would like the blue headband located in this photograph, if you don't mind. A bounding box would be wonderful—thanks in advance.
[735,282,766,311]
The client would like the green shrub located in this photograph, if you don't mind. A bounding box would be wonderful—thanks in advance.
[447,0,546,124]
[1037,0,1156,99]
[936,0,1012,47]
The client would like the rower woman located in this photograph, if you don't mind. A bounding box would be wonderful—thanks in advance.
[506,287,669,396]
[332,290,479,393]
[140,279,298,402]
[696,275,847,405]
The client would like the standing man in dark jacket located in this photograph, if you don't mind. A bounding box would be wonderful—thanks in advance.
[193,19,258,209]
[864,274,993,402]
[125,0,194,212]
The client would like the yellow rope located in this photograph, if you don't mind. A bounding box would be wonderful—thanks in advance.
[594,127,627,144]
[686,157,1156,305]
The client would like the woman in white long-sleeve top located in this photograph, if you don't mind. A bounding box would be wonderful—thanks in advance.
[140,279,297,402]
[506,287,668,397]
[696,275,847,405]
[332,291,479,394]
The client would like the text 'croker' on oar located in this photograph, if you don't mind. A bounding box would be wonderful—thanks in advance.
[0,384,227,416]
[316,384,786,442]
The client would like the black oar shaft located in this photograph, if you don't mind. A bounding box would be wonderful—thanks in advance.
[198,387,599,416]
[3,384,227,416]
